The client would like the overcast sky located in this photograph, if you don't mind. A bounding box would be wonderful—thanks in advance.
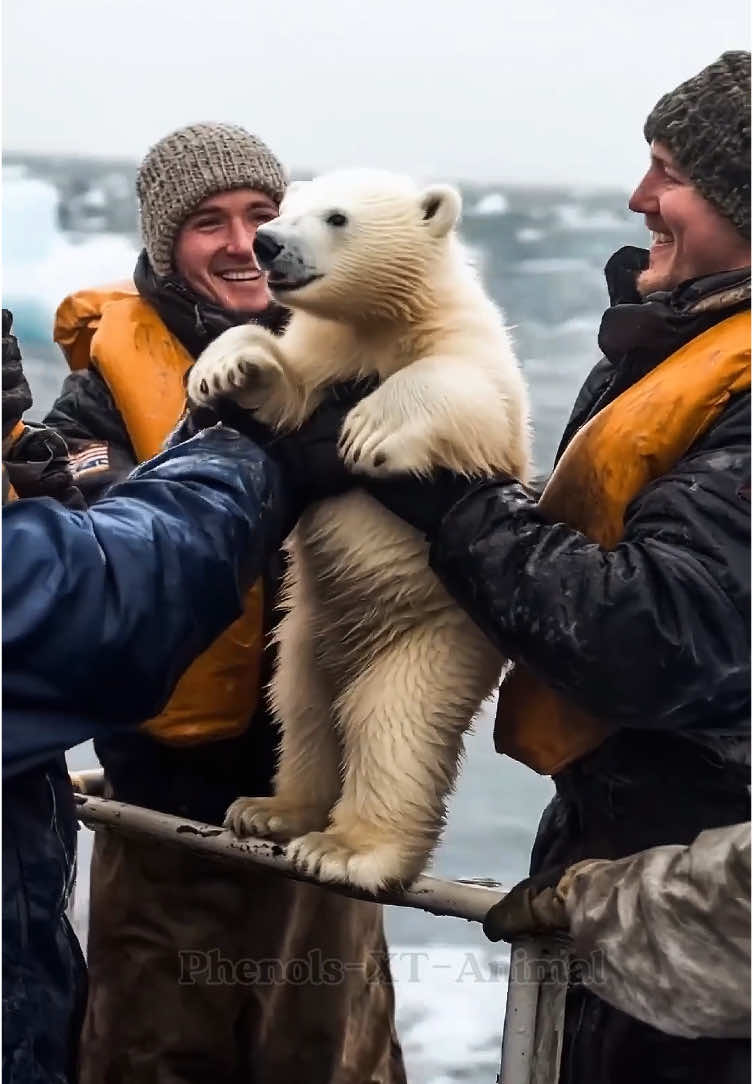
[3,0,749,188]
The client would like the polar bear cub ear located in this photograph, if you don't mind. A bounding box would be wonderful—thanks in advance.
[419,184,462,238]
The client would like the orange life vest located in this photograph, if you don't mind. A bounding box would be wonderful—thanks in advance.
[494,310,751,776]
[54,285,265,746]
[2,421,32,504]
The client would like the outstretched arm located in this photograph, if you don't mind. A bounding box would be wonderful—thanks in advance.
[2,426,289,775]
[427,409,750,728]
[483,822,750,1039]
[366,395,750,730]
[4,380,377,776]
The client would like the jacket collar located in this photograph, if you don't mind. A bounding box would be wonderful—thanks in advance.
[133,250,289,360]
[598,246,751,369]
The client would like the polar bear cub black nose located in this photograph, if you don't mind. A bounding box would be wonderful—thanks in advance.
[253,229,285,268]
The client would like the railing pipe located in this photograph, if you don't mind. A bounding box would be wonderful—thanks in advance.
[71,770,568,1083]
[73,786,504,922]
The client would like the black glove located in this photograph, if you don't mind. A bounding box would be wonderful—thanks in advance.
[364,470,498,538]
[266,379,380,506]
[171,378,378,509]
[3,423,86,509]
[483,864,570,943]
[2,309,32,442]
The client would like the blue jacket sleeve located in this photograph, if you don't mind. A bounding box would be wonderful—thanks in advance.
[2,426,290,774]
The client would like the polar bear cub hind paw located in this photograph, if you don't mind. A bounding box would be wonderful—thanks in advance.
[224,796,330,841]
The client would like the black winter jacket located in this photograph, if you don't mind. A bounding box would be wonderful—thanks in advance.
[430,250,751,868]
[381,248,753,1084]
[44,255,289,824]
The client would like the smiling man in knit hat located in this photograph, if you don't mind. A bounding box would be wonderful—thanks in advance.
[353,51,751,1084]
[45,123,405,1084]
[633,50,750,295]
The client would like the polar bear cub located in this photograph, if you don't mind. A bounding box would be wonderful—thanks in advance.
[188,169,531,892]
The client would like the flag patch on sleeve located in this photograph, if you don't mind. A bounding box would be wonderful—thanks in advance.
[69,443,110,478]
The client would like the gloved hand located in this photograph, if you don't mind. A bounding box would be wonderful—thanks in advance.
[483,864,570,942]
[171,378,378,508]
[363,470,502,538]
[266,380,379,506]
[3,423,86,509]
[2,309,32,444]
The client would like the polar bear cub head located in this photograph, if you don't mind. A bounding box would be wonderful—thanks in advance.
[252,168,463,322]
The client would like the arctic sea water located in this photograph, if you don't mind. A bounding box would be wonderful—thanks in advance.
[4,165,646,1082]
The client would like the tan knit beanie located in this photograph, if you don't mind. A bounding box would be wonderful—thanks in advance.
[136,122,287,277]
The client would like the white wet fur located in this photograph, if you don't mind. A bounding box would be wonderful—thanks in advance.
[188,168,531,891]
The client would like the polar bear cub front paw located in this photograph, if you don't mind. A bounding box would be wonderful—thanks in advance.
[339,393,436,478]
[187,325,287,415]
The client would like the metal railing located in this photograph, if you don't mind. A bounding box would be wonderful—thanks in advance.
[71,768,568,1083]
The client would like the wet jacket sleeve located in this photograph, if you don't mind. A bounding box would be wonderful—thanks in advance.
[2,426,289,774]
[43,367,137,504]
[429,394,750,729]
[563,822,751,1038]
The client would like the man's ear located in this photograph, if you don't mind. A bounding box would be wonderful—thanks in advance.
[419,184,462,238]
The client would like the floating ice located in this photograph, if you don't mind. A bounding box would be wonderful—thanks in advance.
[515,256,593,274]
[516,227,546,243]
[472,192,509,216]
[2,168,138,344]
[554,203,628,231]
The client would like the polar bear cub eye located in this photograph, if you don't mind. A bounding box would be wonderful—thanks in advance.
[326,211,348,227]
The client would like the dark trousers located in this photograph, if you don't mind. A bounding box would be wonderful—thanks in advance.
[79,830,406,1084]
[530,730,751,1084]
